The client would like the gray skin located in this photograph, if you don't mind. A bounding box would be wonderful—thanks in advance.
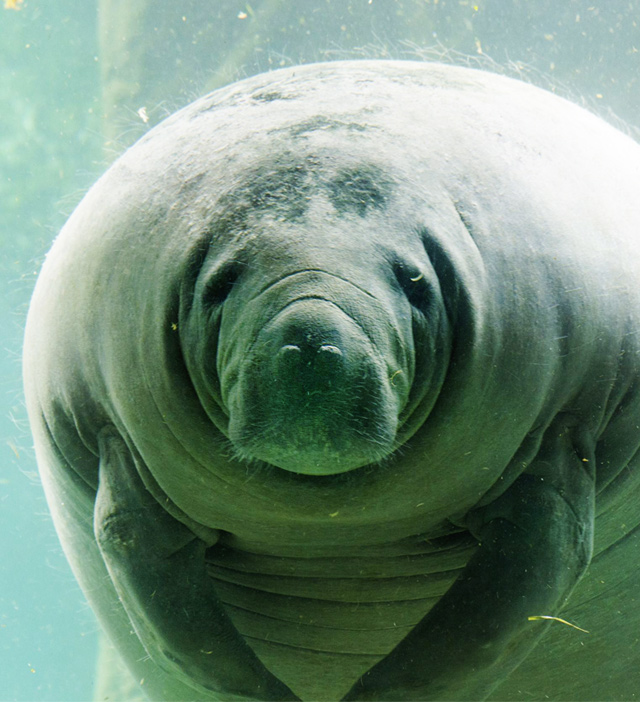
[23,61,640,701]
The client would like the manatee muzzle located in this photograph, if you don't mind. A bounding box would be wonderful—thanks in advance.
[271,300,352,392]
[222,273,410,475]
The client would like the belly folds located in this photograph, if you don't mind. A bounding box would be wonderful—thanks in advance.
[205,533,475,700]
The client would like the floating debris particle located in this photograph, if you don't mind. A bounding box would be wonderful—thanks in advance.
[528,615,589,633]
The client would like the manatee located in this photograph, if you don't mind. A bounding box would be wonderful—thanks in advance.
[23,60,640,701]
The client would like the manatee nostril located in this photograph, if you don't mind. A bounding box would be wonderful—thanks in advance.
[279,344,302,355]
[318,344,343,357]
[275,338,346,385]
[277,342,344,362]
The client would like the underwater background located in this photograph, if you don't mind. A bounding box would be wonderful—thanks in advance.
[2,1,640,699]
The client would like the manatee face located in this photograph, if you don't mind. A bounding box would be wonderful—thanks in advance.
[182,152,451,476]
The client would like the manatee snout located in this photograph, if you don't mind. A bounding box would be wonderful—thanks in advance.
[227,297,404,475]
[270,300,353,395]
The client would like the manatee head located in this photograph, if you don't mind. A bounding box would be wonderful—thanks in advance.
[181,152,451,476]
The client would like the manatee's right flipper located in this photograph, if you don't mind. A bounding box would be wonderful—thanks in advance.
[94,427,299,702]
[343,415,595,701]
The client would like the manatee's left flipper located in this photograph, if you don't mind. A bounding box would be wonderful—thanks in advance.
[343,415,595,701]
[94,427,299,702]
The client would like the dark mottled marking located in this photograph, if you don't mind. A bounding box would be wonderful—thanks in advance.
[251,91,294,103]
[289,116,370,137]
[210,157,393,244]
[242,163,312,219]
[178,172,207,197]
[326,166,391,217]
[212,157,318,234]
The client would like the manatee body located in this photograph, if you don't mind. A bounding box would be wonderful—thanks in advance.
[23,61,640,701]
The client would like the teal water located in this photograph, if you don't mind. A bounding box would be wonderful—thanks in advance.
[2,1,639,700]
[2,4,102,700]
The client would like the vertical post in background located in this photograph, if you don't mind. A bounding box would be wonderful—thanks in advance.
[97,0,152,150]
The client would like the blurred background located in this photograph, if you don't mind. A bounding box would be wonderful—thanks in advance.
[2,1,639,699]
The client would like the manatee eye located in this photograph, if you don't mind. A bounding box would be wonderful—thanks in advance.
[201,261,244,307]
[393,261,432,314]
